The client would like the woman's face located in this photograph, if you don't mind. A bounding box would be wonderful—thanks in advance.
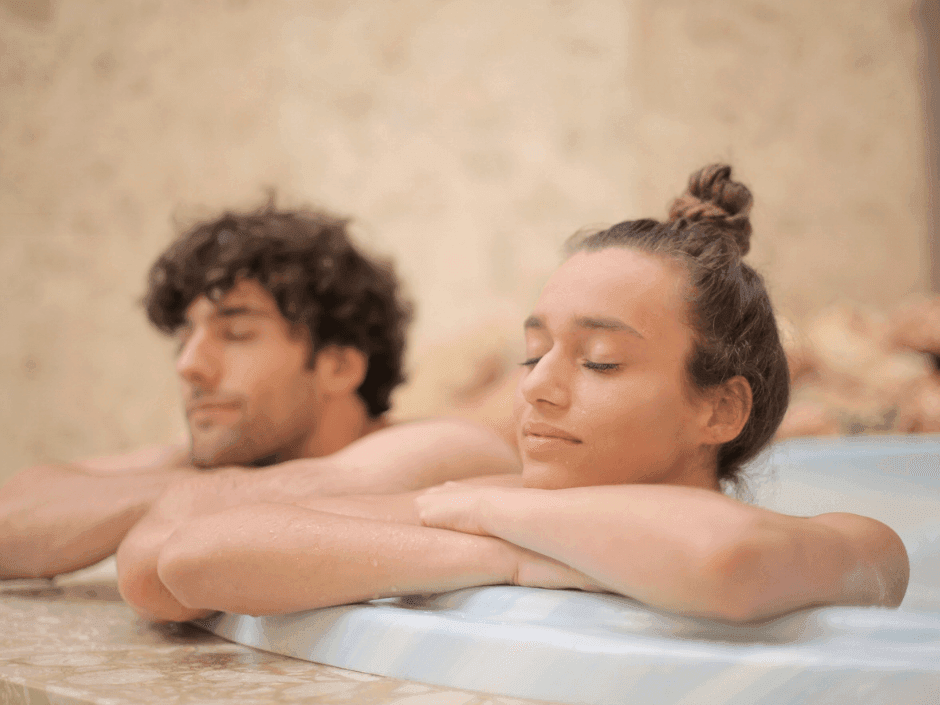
[515,247,718,490]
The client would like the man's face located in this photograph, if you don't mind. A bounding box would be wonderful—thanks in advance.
[176,279,323,467]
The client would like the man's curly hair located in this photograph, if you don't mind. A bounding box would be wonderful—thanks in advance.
[143,204,412,417]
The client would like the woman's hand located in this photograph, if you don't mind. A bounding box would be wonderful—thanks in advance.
[511,545,609,593]
[416,484,608,594]
[414,482,506,535]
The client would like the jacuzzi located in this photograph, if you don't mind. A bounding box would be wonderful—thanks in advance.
[198,435,940,704]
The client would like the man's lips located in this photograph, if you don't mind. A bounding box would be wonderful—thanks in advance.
[186,400,241,417]
[521,421,582,443]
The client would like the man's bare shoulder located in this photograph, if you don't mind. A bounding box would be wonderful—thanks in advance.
[342,416,517,461]
[77,442,191,475]
[306,416,520,495]
[447,474,525,487]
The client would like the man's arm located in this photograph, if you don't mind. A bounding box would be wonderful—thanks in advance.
[115,420,522,621]
[0,444,197,579]
[416,484,911,622]
[225,418,520,502]
[4,418,516,582]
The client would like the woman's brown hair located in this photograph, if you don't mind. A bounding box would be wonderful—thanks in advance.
[567,164,790,487]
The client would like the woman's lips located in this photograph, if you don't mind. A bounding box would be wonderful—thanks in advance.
[521,422,582,454]
[522,421,581,443]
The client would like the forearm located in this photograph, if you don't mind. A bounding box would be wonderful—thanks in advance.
[471,485,885,621]
[150,504,515,619]
[471,486,736,613]
[0,463,196,579]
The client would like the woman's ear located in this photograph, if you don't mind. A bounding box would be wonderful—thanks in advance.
[315,346,368,397]
[701,375,753,446]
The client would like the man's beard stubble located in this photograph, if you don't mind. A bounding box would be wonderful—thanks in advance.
[189,422,269,469]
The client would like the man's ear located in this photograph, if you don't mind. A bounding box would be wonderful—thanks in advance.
[700,375,753,446]
[315,346,368,397]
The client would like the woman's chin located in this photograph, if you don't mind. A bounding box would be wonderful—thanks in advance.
[520,462,582,490]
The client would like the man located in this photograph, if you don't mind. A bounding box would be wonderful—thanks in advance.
[0,205,518,581]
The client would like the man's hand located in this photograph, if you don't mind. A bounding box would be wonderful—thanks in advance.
[0,445,194,579]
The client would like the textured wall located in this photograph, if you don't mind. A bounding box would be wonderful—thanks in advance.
[0,0,928,481]
[627,0,928,318]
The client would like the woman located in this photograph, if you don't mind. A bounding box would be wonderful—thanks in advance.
[117,165,909,623]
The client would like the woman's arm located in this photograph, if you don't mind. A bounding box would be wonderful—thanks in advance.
[118,475,600,621]
[115,473,425,622]
[155,504,518,616]
[415,484,910,622]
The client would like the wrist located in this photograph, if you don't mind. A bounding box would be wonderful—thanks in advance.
[476,487,519,537]
[488,536,521,586]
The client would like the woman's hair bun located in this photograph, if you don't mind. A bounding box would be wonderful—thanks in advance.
[667,164,754,255]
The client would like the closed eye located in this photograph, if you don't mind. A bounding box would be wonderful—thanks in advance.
[222,328,256,342]
[520,357,542,368]
[583,361,620,372]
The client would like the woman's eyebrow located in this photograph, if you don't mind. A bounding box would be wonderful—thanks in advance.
[523,314,645,339]
[575,316,645,339]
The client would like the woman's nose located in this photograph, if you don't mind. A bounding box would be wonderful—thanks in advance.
[175,330,221,390]
[519,351,570,409]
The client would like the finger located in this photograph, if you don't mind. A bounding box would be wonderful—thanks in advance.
[413,496,453,526]
[419,482,461,496]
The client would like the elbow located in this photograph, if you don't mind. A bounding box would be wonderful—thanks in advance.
[116,556,185,623]
[116,533,209,623]
[154,529,219,615]
[684,519,782,623]
[0,518,60,580]
[695,543,771,622]
[0,540,56,580]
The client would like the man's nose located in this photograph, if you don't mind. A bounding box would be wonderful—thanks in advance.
[176,330,221,390]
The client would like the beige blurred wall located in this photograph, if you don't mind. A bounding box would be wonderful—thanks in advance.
[0,0,928,482]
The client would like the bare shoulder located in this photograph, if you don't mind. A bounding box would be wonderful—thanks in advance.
[378,416,515,447]
[807,512,910,607]
[78,443,191,475]
[338,417,521,473]
[446,474,526,487]
[305,417,521,495]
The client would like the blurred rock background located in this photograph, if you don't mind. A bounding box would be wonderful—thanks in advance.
[1,0,936,482]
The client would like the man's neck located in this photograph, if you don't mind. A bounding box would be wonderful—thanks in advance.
[299,396,390,460]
